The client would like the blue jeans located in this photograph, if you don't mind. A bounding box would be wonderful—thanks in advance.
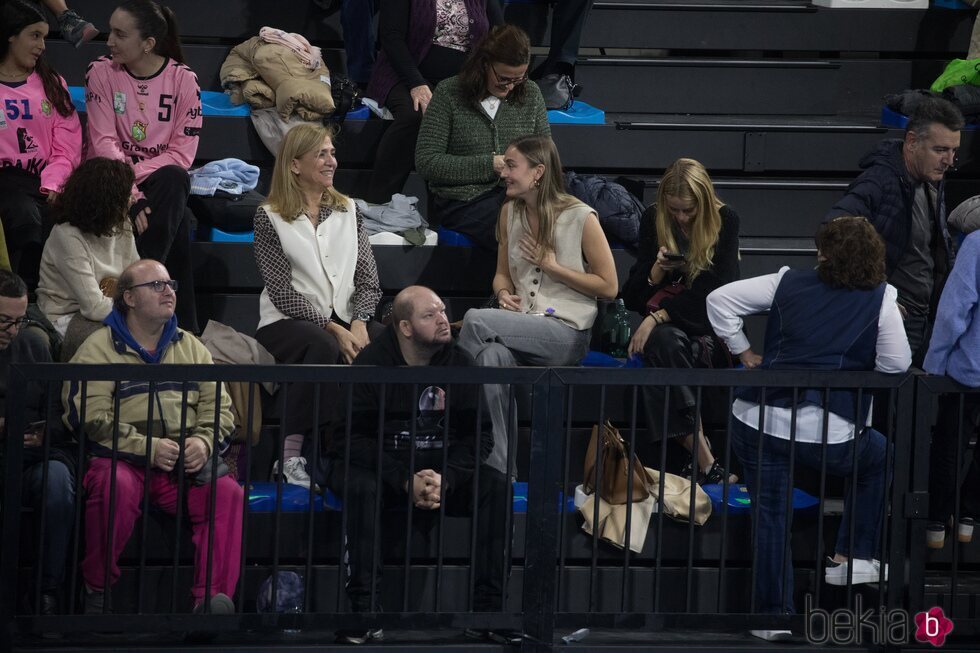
[23,460,75,591]
[731,417,886,614]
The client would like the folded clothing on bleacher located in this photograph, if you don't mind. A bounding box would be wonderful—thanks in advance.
[355,194,428,244]
[221,36,335,121]
[189,158,260,196]
[258,26,322,71]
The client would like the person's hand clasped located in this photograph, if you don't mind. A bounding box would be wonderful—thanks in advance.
[411,469,442,509]
[627,315,657,357]
[738,349,763,369]
[153,438,181,472]
[496,289,522,312]
[183,438,209,474]
[350,320,370,351]
[410,84,432,113]
[328,323,364,364]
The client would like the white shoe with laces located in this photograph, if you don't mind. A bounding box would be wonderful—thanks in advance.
[824,557,887,586]
[273,456,312,490]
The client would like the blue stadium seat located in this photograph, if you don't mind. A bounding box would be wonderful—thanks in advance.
[701,483,818,515]
[881,104,979,130]
[547,100,605,125]
[247,481,332,512]
[247,480,568,513]
[207,227,254,243]
[200,91,251,117]
[68,86,603,126]
[436,227,475,246]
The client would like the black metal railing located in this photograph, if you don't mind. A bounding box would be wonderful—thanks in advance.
[2,362,971,649]
[910,375,980,638]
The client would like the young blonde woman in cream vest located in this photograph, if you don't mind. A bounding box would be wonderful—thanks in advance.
[458,134,618,475]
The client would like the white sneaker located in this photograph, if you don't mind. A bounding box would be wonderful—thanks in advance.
[273,457,312,489]
[824,557,887,586]
[750,629,792,642]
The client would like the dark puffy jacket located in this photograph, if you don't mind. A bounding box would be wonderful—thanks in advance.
[564,171,643,250]
[825,139,954,276]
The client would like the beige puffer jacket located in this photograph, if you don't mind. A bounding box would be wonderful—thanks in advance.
[220,36,335,121]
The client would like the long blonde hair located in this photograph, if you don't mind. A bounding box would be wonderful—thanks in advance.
[267,122,349,222]
[654,158,724,281]
[507,135,582,251]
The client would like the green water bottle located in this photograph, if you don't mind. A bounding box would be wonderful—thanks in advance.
[602,299,632,358]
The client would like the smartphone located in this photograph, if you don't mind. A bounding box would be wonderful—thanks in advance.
[663,252,686,262]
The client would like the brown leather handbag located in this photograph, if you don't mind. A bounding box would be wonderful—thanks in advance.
[583,421,654,505]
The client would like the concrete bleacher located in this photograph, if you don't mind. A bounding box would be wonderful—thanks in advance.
[37,0,977,413]
[32,0,972,454]
[43,1,979,267]
[10,3,980,643]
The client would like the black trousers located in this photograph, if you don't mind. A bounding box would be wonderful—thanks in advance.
[430,186,506,251]
[364,83,424,204]
[641,324,729,441]
[532,0,595,76]
[326,453,508,612]
[0,169,47,290]
[929,393,980,523]
[255,318,385,441]
[136,166,198,333]
[365,45,465,204]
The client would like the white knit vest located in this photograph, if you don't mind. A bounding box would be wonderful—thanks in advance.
[258,198,358,329]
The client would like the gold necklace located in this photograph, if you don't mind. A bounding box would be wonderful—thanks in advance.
[0,66,30,80]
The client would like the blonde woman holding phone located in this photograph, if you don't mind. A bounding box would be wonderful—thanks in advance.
[621,158,741,485]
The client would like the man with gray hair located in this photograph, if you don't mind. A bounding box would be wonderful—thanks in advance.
[826,96,964,361]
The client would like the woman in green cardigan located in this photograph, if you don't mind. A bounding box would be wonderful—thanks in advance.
[415,24,550,250]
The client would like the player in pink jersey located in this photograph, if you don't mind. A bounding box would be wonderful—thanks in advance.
[85,0,200,332]
[0,0,81,290]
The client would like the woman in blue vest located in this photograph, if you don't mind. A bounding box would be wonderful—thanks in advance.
[706,216,911,638]
[622,158,741,485]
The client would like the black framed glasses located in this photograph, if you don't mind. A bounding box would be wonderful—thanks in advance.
[0,316,31,332]
[128,279,179,293]
[489,65,528,87]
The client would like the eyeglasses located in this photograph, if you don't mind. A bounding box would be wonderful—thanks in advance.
[128,279,179,293]
[0,316,30,331]
[489,65,527,87]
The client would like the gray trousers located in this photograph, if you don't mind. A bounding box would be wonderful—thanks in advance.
[458,308,591,475]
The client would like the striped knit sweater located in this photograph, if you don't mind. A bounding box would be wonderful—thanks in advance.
[415,75,550,202]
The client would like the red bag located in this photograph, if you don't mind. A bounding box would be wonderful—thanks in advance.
[645,281,685,314]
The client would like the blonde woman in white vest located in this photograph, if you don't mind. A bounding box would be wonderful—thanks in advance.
[253,123,383,489]
[458,134,618,476]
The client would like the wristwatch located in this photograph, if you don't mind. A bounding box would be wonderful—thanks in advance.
[354,312,373,323]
